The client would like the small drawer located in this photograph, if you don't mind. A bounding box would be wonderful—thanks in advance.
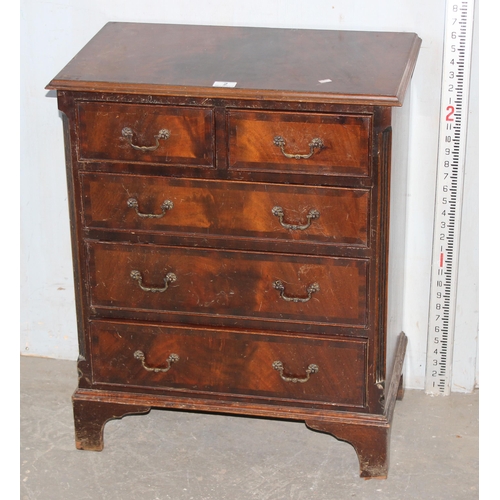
[228,110,371,177]
[81,173,370,248]
[88,242,369,328]
[76,102,214,167]
[90,320,368,408]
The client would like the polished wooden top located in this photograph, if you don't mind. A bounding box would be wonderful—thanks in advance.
[47,22,421,106]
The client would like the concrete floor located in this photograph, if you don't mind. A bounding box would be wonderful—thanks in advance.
[20,356,478,500]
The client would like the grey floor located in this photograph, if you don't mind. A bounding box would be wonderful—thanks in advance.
[21,356,478,500]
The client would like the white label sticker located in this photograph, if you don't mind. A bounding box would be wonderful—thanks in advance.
[213,81,237,88]
[318,79,332,84]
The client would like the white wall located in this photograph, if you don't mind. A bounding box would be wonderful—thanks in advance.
[20,0,479,392]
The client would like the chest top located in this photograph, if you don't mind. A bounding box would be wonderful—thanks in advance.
[47,22,420,106]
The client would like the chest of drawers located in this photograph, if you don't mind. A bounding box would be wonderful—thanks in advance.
[47,22,421,479]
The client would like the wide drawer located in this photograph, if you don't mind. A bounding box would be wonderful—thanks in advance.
[76,102,214,167]
[228,109,371,177]
[88,242,369,328]
[90,320,368,408]
[81,172,370,248]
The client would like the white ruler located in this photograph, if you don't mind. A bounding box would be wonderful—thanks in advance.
[425,0,475,395]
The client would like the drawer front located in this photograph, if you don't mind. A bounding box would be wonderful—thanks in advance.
[81,173,370,248]
[90,320,367,407]
[77,102,214,167]
[88,242,369,327]
[228,110,371,177]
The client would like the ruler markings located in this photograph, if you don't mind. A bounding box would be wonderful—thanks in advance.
[425,0,475,395]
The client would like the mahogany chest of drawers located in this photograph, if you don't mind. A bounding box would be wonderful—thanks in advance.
[47,22,421,478]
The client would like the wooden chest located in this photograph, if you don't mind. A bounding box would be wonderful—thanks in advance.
[47,22,421,478]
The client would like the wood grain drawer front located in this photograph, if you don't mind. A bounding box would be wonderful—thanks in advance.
[90,320,368,408]
[77,102,214,167]
[81,173,370,248]
[228,110,371,177]
[88,242,369,328]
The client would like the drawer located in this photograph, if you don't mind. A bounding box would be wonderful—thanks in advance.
[228,110,371,177]
[90,320,368,408]
[88,242,369,328]
[76,102,214,167]
[81,173,370,248]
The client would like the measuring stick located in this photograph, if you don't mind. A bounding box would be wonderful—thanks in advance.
[425,0,475,395]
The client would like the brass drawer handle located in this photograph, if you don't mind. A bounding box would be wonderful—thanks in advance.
[273,136,324,159]
[127,198,174,218]
[272,206,320,231]
[272,360,319,383]
[130,270,177,292]
[122,127,170,152]
[134,350,180,373]
[273,280,320,303]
